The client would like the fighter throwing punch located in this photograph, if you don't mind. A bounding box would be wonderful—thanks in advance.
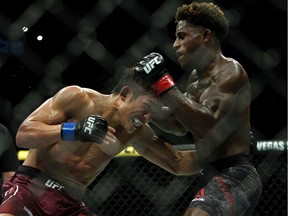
[0,67,198,216]
[134,2,262,215]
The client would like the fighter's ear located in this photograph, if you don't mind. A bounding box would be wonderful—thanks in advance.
[202,29,212,42]
[119,86,132,101]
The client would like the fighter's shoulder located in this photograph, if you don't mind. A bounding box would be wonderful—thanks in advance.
[54,85,99,101]
[56,85,85,95]
[215,58,248,83]
[222,57,247,76]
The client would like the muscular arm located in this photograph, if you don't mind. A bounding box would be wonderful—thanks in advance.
[160,63,251,157]
[16,86,91,149]
[132,124,200,175]
[151,105,188,136]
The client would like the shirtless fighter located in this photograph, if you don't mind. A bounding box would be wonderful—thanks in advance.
[0,67,197,216]
[133,2,262,215]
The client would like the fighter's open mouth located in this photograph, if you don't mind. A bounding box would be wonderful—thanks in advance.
[133,118,143,128]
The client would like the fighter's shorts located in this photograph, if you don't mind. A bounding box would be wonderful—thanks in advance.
[0,165,97,216]
[188,153,262,216]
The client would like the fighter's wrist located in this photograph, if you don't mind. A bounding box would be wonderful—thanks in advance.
[152,74,175,96]
[61,122,77,141]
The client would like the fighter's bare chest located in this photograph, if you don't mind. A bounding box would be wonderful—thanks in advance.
[186,79,212,101]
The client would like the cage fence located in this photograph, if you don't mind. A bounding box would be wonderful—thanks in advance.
[79,142,287,216]
[0,0,287,215]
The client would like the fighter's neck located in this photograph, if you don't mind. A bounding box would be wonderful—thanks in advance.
[196,52,223,78]
[99,94,122,127]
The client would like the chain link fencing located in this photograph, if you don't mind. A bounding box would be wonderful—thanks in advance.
[81,145,287,216]
[0,0,286,215]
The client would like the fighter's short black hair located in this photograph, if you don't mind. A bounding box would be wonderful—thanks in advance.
[112,67,155,99]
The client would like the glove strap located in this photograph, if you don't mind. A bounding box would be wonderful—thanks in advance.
[152,74,175,96]
[61,122,76,141]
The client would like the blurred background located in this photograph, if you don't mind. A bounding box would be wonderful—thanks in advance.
[0,0,286,215]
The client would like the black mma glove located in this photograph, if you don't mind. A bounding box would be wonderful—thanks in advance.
[61,115,108,143]
[135,52,176,96]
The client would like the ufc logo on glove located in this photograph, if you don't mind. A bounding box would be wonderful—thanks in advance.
[142,56,161,74]
[135,52,176,96]
[84,116,96,134]
[61,115,108,143]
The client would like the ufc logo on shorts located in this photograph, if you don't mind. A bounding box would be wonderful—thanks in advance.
[45,179,65,191]
[143,56,161,74]
[84,116,96,134]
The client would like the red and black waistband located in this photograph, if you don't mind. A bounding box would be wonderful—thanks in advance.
[16,165,84,200]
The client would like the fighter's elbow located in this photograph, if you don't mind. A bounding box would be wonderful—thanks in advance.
[15,132,25,148]
[15,124,32,148]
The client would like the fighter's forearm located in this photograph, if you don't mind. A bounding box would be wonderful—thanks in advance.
[134,136,200,176]
[152,113,188,136]
[160,88,215,137]
[16,121,61,149]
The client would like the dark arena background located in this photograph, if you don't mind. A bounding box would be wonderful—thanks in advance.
[0,0,287,215]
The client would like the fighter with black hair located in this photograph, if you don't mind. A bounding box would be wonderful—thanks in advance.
[0,67,197,216]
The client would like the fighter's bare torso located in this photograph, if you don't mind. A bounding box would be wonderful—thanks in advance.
[20,86,147,191]
[185,56,251,162]
[23,133,132,190]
